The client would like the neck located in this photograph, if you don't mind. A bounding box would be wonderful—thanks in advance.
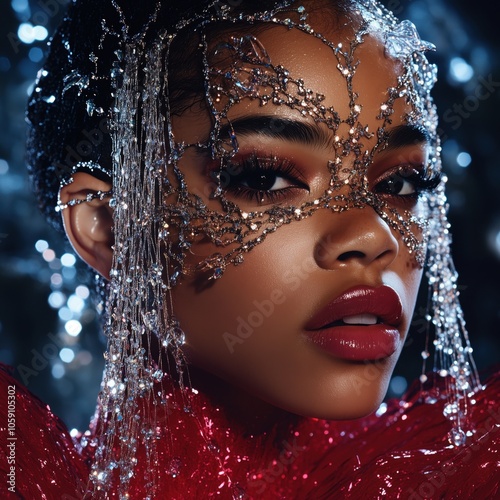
[186,365,301,436]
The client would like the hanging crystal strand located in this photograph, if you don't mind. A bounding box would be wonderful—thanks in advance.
[88,39,173,496]
[137,39,170,496]
[87,42,141,496]
[425,179,481,446]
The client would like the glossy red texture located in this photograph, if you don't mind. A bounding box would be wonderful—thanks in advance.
[2,364,500,499]
[0,365,88,499]
[304,286,404,360]
[306,324,400,360]
[305,286,403,330]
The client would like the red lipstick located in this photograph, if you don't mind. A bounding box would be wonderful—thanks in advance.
[304,286,403,361]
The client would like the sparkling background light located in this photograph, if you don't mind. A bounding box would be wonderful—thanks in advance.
[51,363,65,379]
[17,23,48,44]
[58,307,73,322]
[389,376,409,397]
[65,319,82,337]
[11,0,30,15]
[61,253,77,267]
[67,295,84,314]
[456,151,472,168]
[35,239,49,252]
[449,56,474,83]
[42,248,56,262]
[59,347,75,363]
[28,46,43,62]
[48,291,66,309]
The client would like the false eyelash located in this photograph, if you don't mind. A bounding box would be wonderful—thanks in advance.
[217,154,309,204]
[406,169,442,193]
[376,166,441,194]
[373,166,442,209]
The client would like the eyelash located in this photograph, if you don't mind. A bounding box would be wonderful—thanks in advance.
[218,155,309,204]
[214,155,441,205]
[373,166,442,206]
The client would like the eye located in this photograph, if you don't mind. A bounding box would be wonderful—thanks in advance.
[239,169,293,192]
[217,154,310,204]
[375,170,417,196]
[373,166,441,200]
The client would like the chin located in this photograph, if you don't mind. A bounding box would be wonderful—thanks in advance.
[282,371,393,421]
[300,396,386,421]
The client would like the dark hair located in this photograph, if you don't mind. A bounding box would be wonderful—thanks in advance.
[26,0,352,231]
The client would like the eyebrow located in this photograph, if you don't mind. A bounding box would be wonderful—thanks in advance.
[219,116,334,149]
[218,116,430,150]
[383,124,430,151]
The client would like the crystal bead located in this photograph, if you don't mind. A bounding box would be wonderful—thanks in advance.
[448,427,466,447]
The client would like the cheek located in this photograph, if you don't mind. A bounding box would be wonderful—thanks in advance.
[390,254,424,335]
[169,220,314,371]
[170,240,291,367]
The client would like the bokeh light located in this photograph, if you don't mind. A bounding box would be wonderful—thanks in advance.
[17,23,49,44]
[61,253,77,267]
[52,363,65,379]
[0,159,9,175]
[65,319,82,337]
[60,347,75,363]
[48,291,66,309]
[456,151,472,168]
[449,56,474,83]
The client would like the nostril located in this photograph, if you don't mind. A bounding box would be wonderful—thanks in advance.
[337,250,366,262]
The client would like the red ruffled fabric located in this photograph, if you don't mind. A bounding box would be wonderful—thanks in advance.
[1,363,499,499]
[0,365,88,499]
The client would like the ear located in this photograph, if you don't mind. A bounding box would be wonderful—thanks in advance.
[59,172,114,279]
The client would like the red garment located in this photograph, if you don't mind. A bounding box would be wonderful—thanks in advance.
[1,364,499,499]
[0,365,88,499]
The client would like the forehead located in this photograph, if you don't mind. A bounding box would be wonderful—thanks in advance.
[174,21,412,146]
[223,24,404,116]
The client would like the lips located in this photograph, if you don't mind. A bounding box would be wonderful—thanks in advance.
[304,286,404,361]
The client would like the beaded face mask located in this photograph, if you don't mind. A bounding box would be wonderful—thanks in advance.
[155,12,439,281]
[45,0,479,495]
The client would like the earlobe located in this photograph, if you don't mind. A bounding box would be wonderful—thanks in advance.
[59,172,114,279]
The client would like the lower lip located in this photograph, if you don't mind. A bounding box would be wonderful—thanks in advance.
[306,325,401,361]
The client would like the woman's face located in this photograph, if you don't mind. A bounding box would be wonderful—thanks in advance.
[169,22,430,420]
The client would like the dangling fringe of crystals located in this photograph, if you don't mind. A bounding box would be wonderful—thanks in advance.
[422,178,481,446]
[87,40,189,497]
[382,11,483,446]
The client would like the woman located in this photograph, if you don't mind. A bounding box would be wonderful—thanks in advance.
[1,0,499,498]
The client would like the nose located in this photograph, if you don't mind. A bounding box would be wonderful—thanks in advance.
[314,207,399,271]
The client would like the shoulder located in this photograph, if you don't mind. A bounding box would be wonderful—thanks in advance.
[306,371,500,498]
[0,364,88,498]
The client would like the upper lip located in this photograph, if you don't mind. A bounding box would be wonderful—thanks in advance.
[305,285,403,331]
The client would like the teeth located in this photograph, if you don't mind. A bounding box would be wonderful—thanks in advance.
[342,314,378,325]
